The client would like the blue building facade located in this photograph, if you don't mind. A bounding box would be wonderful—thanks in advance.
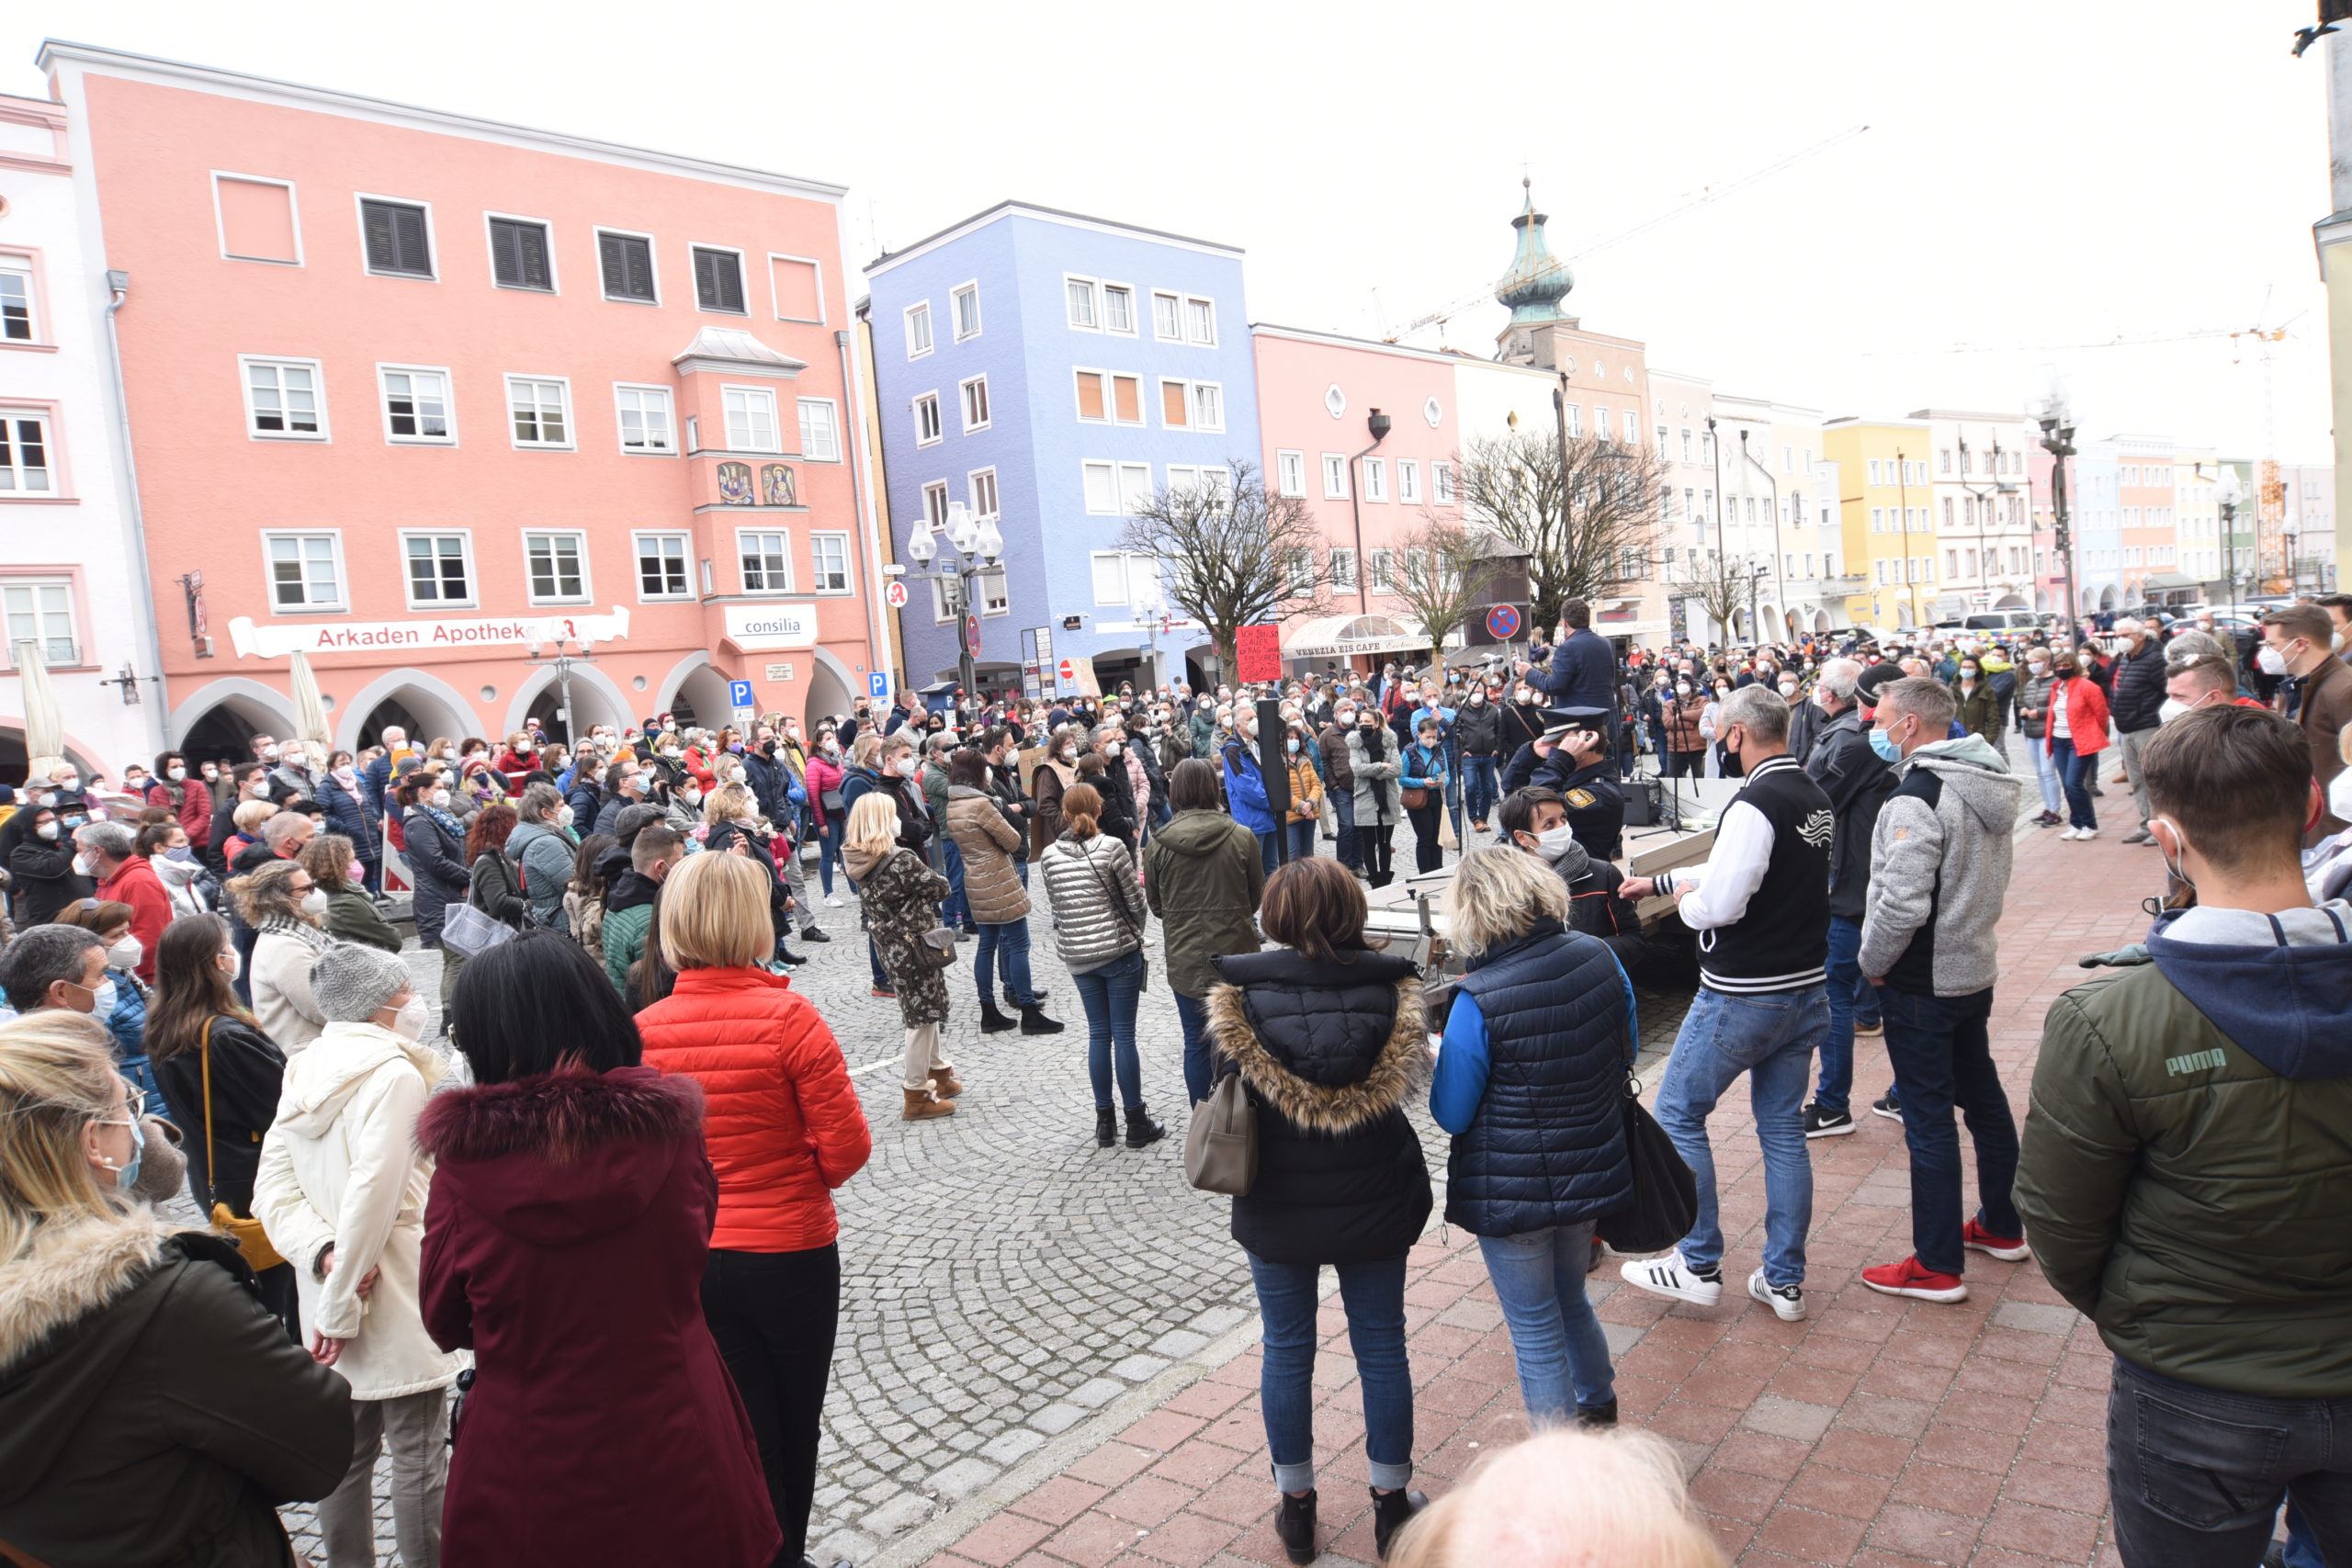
[863,203,1256,694]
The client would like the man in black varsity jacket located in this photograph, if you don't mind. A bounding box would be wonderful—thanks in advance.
[1616,685,1835,1323]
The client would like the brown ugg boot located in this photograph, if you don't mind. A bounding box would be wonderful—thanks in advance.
[929,1065,965,1098]
[902,1087,956,1121]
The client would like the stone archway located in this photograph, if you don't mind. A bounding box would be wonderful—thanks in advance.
[330,670,480,754]
[165,676,299,755]
[501,660,635,746]
[2098,585,2117,612]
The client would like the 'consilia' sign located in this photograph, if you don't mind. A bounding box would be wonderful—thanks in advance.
[227,607,633,659]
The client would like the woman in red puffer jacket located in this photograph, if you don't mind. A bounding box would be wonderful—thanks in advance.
[2043,649,2111,840]
[633,850,871,1566]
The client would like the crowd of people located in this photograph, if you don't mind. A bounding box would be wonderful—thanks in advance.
[1,586,2348,1567]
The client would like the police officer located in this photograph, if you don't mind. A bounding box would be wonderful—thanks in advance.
[1498,706,1624,861]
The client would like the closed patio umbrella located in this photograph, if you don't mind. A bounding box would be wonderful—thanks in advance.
[17,639,63,778]
[288,650,332,751]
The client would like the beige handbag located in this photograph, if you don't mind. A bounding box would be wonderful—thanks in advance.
[1183,1066,1257,1195]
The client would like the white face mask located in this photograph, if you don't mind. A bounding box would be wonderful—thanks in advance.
[300,889,329,916]
[70,852,92,878]
[1533,823,1578,861]
[218,947,243,982]
[107,935,142,971]
[56,774,77,794]
[895,757,921,778]
[430,788,452,809]
[2256,644,2293,677]
[388,995,430,1041]
[681,787,703,806]
[167,765,187,782]
[2158,697,2188,725]
[556,804,575,827]
[1104,740,1124,757]
[2332,766,2352,824]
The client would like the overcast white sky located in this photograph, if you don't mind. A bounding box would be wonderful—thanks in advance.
[11,0,2339,461]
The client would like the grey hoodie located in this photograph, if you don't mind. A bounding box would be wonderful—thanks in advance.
[1858,734,2020,996]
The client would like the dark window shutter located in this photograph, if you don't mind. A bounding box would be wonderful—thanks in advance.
[695,247,743,312]
[695,248,718,309]
[363,199,431,276]
[601,232,653,300]
[492,220,550,289]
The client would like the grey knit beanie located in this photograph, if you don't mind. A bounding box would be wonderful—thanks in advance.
[308,942,413,1023]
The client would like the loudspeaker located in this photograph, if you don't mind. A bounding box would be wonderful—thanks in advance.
[1620,777,1660,828]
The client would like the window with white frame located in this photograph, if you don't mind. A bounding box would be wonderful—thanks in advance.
[739,529,791,592]
[524,530,589,603]
[1075,369,1144,425]
[951,283,981,340]
[905,301,933,357]
[1323,454,1348,499]
[1082,462,1128,515]
[1118,462,1153,514]
[1,581,75,667]
[1102,284,1134,333]
[1397,459,1420,504]
[959,375,991,432]
[922,481,950,531]
[1167,463,1206,492]
[797,399,840,460]
[1159,379,1190,429]
[810,531,851,592]
[722,386,778,452]
[1329,547,1357,590]
[1066,277,1098,329]
[1190,382,1223,432]
[1285,547,1315,593]
[1369,549,1396,591]
[1276,451,1306,497]
[615,385,674,454]
[1093,551,1158,605]
[402,532,473,605]
[487,217,552,291]
[0,412,51,493]
[1152,291,1182,340]
[243,357,326,440]
[1432,461,1454,504]
[635,532,691,598]
[358,197,433,278]
[597,231,656,302]
[1563,403,1581,438]
[1183,297,1216,345]
[929,575,960,622]
[0,257,34,343]
[379,367,452,443]
[1363,457,1388,502]
[506,377,571,447]
[913,392,943,445]
[979,568,1009,615]
[1593,407,1611,442]
[969,468,1000,520]
[264,532,344,611]
[693,246,747,313]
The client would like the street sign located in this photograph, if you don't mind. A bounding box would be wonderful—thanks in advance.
[731,707,756,729]
[884,581,909,609]
[964,614,982,657]
[1485,604,1522,640]
[727,678,754,709]
[1057,658,1076,686]
[868,671,891,700]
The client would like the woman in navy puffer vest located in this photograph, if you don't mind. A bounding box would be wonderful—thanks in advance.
[1205,855,1432,1564]
[1431,846,1636,1430]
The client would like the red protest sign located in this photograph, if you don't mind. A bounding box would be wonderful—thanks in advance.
[1235,623,1283,684]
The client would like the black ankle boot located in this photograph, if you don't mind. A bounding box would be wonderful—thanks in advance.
[1123,1105,1166,1149]
[1576,1398,1619,1428]
[979,1000,1018,1033]
[1371,1488,1428,1560]
[1019,1004,1065,1035]
[1094,1109,1117,1148]
[1274,1489,1316,1565]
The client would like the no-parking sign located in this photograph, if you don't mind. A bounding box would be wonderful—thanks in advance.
[1485,604,1522,640]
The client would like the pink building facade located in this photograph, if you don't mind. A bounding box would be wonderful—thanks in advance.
[1250,325,1467,672]
[44,43,886,757]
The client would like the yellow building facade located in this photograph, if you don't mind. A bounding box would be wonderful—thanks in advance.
[1823,417,1937,631]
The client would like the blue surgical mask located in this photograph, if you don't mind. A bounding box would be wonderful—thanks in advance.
[90,978,119,1018]
[100,1111,144,1190]
[1868,728,1903,763]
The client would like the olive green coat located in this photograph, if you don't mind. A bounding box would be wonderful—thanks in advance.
[1143,807,1265,998]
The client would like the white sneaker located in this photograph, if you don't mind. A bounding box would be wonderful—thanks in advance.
[2075,827,2098,840]
[2058,827,2083,840]
[1747,1269,1806,1322]
[1618,1249,1723,1308]
[825,894,844,908]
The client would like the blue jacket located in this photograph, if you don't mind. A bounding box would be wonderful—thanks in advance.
[317,773,379,864]
[1431,919,1637,1236]
[1532,629,1619,713]
[359,752,394,821]
[1221,740,1275,835]
[1402,742,1450,794]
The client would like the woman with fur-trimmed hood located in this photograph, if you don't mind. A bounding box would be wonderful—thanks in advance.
[1204,854,1433,1566]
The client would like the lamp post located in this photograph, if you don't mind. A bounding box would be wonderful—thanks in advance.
[2214,467,2245,620]
[904,500,1005,703]
[1739,429,1784,637]
[1350,409,1392,616]
[522,633,597,744]
[2036,397,2079,646]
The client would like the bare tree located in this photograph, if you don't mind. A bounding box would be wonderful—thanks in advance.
[1681,550,1761,648]
[1453,430,1669,633]
[1116,459,1330,674]
[1385,516,1501,676]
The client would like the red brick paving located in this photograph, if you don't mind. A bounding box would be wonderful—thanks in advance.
[946,818,2165,1566]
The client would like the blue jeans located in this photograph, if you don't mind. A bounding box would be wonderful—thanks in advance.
[816,819,840,895]
[974,919,1040,1009]
[1174,991,1212,1105]
[1247,1252,1413,1495]
[1332,791,1360,871]
[1476,1224,1614,1423]
[2052,737,2097,829]
[2027,736,2063,815]
[2107,1357,2352,1568]
[1653,985,1825,1285]
[1815,914,1880,1114]
[1462,754,1499,826]
[1878,987,2019,1276]
[1253,830,1279,875]
[1284,818,1315,863]
[1071,948,1144,1109]
[940,838,971,928]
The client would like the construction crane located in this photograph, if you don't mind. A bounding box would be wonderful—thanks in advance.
[1382,124,1870,346]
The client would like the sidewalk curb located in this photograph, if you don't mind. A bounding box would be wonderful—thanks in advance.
[862,1303,1273,1567]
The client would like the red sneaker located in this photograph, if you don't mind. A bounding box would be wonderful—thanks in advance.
[1861,1257,1968,1303]
[1962,1218,2030,1262]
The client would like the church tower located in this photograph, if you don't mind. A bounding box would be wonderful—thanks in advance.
[1494,179,1577,368]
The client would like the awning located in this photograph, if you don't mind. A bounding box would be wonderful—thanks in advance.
[2143,571,2199,590]
[1280,614,1432,660]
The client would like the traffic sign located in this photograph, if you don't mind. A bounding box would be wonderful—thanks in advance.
[1057,658,1076,683]
[727,678,755,709]
[884,581,909,609]
[964,614,982,658]
[1485,604,1522,640]
[868,671,892,700]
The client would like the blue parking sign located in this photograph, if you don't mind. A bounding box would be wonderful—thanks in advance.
[868,671,892,700]
[728,679,755,709]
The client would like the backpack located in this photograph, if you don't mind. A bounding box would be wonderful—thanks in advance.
[564,887,605,956]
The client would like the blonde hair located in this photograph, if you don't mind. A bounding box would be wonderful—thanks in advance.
[1444,845,1569,957]
[0,1012,125,1263]
[843,792,900,858]
[232,799,277,834]
[227,859,310,926]
[849,733,883,770]
[703,782,758,827]
[658,851,774,970]
[1388,1429,1724,1568]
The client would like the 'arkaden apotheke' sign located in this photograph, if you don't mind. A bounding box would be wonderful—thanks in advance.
[227,608,633,659]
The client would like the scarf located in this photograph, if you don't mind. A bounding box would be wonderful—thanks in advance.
[415,802,466,843]
[259,913,331,953]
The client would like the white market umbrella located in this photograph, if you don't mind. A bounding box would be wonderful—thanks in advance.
[17,639,63,777]
[288,651,332,750]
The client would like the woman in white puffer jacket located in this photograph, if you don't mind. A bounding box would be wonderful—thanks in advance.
[253,942,462,1568]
